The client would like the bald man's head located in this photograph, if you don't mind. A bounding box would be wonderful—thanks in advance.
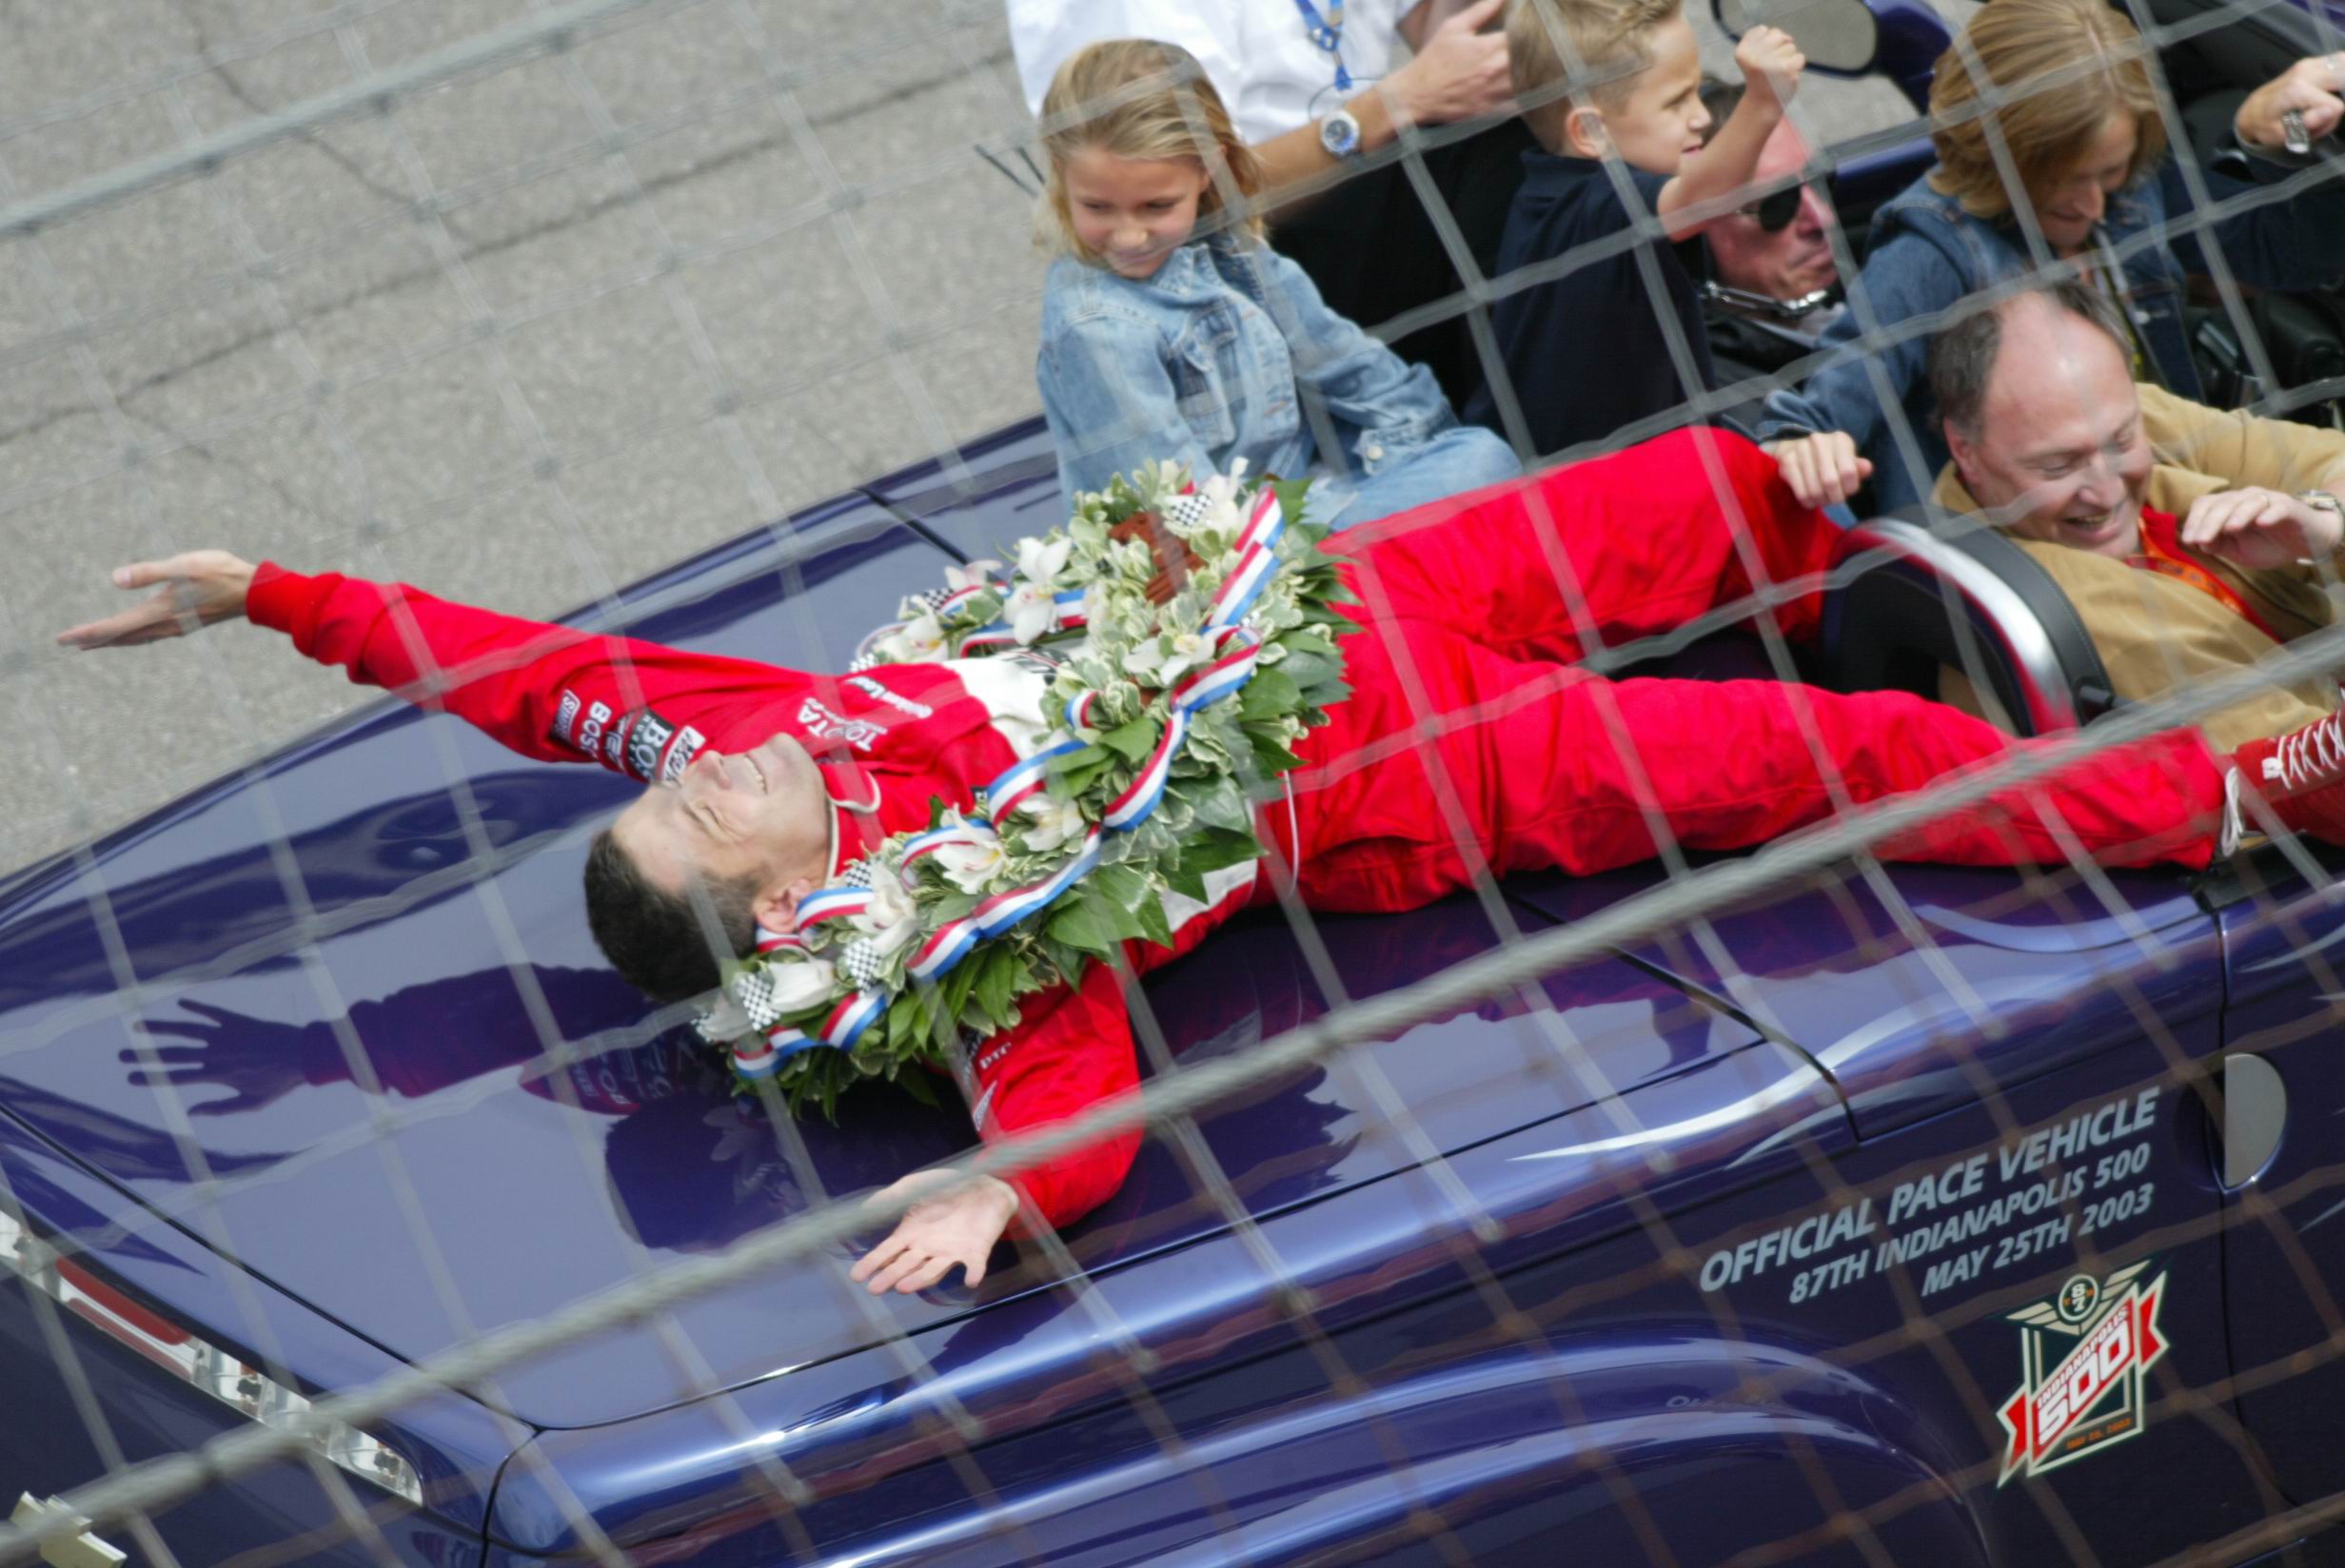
[1933,283,2152,559]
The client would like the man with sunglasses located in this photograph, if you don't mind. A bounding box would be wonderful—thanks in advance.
[1705,136,1838,324]
[1694,79,1845,439]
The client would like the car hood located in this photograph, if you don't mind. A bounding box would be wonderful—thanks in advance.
[1506,858,2217,1137]
[0,502,1779,1432]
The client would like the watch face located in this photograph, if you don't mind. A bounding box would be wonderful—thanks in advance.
[1320,111,1359,157]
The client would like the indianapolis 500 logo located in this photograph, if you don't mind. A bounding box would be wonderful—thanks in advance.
[1996,1262,2169,1483]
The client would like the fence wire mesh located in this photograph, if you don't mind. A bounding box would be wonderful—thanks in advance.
[5,0,2345,1564]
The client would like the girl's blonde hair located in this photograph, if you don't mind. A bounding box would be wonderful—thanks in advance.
[1037,39,1267,258]
[1926,0,2165,222]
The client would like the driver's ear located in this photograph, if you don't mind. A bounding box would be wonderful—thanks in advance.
[1564,105,1608,159]
[755,876,820,935]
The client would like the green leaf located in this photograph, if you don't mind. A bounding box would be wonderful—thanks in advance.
[1048,893,1123,955]
[1189,777,1254,834]
[1092,862,1153,915]
[1280,628,1341,659]
[1164,861,1209,904]
[1131,887,1174,948]
[1237,665,1303,722]
[1047,744,1112,775]
[1249,731,1308,776]
[975,945,1021,1027]
[1097,715,1160,764]
[1272,649,1339,691]
[1182,825,1264,876]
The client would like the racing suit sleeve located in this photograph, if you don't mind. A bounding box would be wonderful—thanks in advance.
[246,563,788,778]
[975,880,1251,1232]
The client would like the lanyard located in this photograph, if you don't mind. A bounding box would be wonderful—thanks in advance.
[1292,0,1352,91]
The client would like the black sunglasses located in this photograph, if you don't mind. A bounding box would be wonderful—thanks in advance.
[1734,180,1825,232]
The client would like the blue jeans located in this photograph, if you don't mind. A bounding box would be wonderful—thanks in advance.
[1313,424,1521,530]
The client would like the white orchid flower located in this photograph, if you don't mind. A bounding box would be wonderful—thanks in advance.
[1192,461,1250,538]
[1019,794,1088,853]
[696,990,753,1043]
[946,558,1003,592]
[850,874,920,956]
[762,955,838,1013]
[934,824,1008,894]
[1005,581,1056,645]
[897,613,947,660]
[1124,629,1212,687]
[1016,534,1073,588]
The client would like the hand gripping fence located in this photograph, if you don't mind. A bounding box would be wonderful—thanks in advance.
[7,619,2344,1567]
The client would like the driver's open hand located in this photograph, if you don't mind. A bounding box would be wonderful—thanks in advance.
[850,1169,1020,1296]
[57,551,257,650]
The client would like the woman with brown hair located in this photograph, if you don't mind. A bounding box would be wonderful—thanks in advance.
[1756,0,2345,513]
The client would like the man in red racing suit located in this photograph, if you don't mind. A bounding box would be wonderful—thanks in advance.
[59,428,2337,1294]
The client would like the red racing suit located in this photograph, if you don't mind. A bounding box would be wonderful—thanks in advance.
[246,429,2232,1232]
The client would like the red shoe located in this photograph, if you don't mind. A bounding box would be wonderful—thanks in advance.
[2233,709,2345,844]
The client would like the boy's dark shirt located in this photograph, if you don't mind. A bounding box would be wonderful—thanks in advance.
[1465,148,1715,457]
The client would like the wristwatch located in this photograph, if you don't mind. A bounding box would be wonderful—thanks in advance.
[1318,108,1362,159]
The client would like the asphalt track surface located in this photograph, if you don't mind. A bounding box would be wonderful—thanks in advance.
[0,0,1935,874]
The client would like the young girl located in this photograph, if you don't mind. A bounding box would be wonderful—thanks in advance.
[1035,39,1519,528]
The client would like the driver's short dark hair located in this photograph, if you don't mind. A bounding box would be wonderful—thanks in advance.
[1928,278,2128,441]
[583,828,759,1001]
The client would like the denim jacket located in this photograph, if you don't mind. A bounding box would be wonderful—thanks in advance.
[1037,235,1462,510]
[1761,156,2345,513]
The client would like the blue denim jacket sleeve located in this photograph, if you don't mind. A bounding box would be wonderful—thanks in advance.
[1755,229,1972,461]
[2160,158,2345,293]
[1258,248,1455,455]
[1037,298,1217,510]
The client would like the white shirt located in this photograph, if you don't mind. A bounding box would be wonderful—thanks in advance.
[1008,0,1415,146]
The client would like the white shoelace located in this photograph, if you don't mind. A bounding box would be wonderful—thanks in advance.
[2263,711,2345,794]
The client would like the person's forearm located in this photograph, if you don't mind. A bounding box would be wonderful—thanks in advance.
[1658,97,1783,238]
[1254,85,1406,213]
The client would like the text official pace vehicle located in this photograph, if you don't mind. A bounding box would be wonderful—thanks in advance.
[2,413,2344,1567]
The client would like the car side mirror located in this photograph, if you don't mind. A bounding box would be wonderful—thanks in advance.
[1713,0,1882,75]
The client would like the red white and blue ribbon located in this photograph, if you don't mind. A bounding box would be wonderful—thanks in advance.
[730,984,888,1074]
[818,988,890,1051]
[957,589,1090,654]
[984,732,1090,819]
[897,819,995,885]
[1206,491,1286,632]
[731,1023,817,1081]
[907,828,1105,983]
[1102,628,1262,830]
[791,887,876,931]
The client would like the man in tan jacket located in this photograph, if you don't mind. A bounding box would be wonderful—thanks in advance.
[1921,280,2345,750]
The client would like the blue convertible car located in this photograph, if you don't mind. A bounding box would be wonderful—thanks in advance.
[2,414,2344,1567]
[13,0,2345,1551]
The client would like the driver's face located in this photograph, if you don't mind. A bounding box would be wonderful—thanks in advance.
[611,733,831,910]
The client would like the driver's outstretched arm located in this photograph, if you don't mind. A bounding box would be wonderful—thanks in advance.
[63,554,795,781]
